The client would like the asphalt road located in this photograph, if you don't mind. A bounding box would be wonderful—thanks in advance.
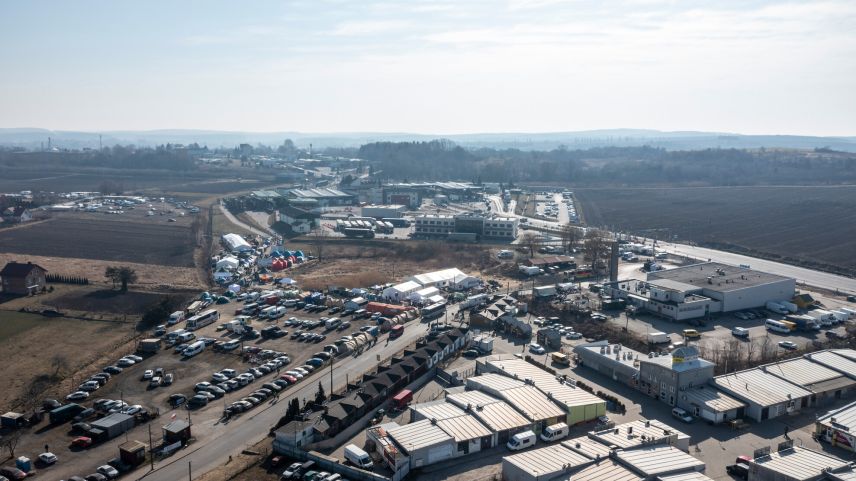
[658,241,856,295]
[133,317,441,481]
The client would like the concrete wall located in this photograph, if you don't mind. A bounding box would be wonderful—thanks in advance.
[714,278,796,312]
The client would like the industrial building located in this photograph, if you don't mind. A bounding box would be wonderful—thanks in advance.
[804,349,856,380]
[502,444,592,481]
[284,187,354,207]
[413,213,519,241]
[381,281,421,302]
[465,374,566,432]
[679,386,746,424]
[615,445,706,478]
[712,367,813,422]
[361,204,406,219]
[816,400,856,453]
[383,182,483,208]
[748,445,851,481]
[481,358,606,426]
[407,267,480,289]
[761,357,856,406]
[587,419,691,452]
[386,419,456,468]
[602,262,796,320]
[446,389,532,444]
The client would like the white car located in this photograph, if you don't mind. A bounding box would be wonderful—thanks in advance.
[122,404,144,415]
[78,381,100,392]
[116,358,136,367]
[285,370,304,379]
[126,354,143,362]
[97,464,120,479]
[220,369,237,378]
[142,370,154,380]
[38,452,58,465]
[528,343,546,354]
[565,332,583,340]
[211,372,229,383]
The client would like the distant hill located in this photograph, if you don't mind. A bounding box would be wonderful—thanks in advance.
[2,127,855,152]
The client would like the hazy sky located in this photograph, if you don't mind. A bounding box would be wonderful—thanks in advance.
[1,0,855,136]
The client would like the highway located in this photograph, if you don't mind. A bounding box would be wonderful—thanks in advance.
[134,319,440,481]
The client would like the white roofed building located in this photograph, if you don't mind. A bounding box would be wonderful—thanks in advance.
[382,281,421,302]
[408,268,480,289]
[221,233,253,253]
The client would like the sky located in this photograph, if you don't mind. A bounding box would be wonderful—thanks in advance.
[1,0,855,136]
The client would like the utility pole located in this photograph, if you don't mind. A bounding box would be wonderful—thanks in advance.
[148,425,154,471]
[188,461,191,481]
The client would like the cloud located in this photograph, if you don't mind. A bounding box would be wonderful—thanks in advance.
[328,20,413,36]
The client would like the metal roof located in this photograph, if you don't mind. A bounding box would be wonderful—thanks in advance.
[564,460,642,481]
[410,400,467,422]
[647,261,792,292]
[712,367,812,407]
[503,444,591,478]
[446,389,503,408]
[588,419,687,450]
[562,436,612,460]
[467,373,527,393]
[807,350,856,378]
[615,445,705,477]
[499,386,566,421]
[436,414,492,442]
[834,349,856,361]
[681,387,746,413]
[751,447,849,481]
[289,187,352,199]
[658,472,716,481]
[816,400,856,432]
[446,391,531,432]
[387,419,453,454]
[829,469,856,481]
[486,359,606,409]
[762,358,855,392]
[409,268,474,286]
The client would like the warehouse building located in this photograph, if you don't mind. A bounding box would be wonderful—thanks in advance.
[221,233,253,253]
[361,204,406,219]
[502,444,593,481]
[603,262,796,320]
[762,357,856,407]
[465,374,566,432]
[712,367,813,422]
[482,358,606,425]
[408,267,480,289]
[386,419,456,469]
[562,436,612,460]
[804,349,856,380]
[658,471,717,481]
[381,281,421,302]
[748,445,850,481]
[615,445,706,478]
[446,390,532,444]
[567,460,642,481]
[588,419,691,452]
[573,341,644,387]
[816,400,856,453]
[284,187,354,207]
[679,386,746,424]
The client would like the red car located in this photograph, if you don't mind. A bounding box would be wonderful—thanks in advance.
[70,436,93,448]
[280,374,298,384]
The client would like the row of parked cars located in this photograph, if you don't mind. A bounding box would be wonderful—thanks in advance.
[66,354,146,401]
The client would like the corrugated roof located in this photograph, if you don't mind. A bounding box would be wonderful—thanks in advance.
[833,349,856,361]
[658,472,716,481]
[499,386,566,421]
[467,373,527,393]
[829,469,856,481]
[565,460,642,481]
[616,445,705,477]
[762,358,851,389]
[817,400,856,432]
[486,359,605,408]
[289,188,351,198]
[411,401,466,422]
[681,387,746,413]
[713,367,812,407]
[752,447,849,481]
[446,391,531,432]
[436,415,492,442]
[562,436,612,460]
[446,389,502,408]
[387,419,452,453]
[808,350,856,379]
[503,444,591,478]
[409,268,473,286]
[588,419,686,450]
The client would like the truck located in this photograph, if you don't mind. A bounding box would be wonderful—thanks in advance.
[806,309,836,326]
[167,311,185,325]
[519,265,542,276]
[551,352,570,366]
[647,331,671,344]
[227,318,250,335]
[50,403,85,424]
[785,314,820,331]
[472,336,494,354]
[534,285,557,297]
[137,338,162,353]
[461,293,488,309]
[389,324,404,339]
[765,301,789,315]
[778,301,799,313]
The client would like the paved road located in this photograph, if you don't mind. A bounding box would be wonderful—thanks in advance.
[659,241,856,295]
[134,318,441,481]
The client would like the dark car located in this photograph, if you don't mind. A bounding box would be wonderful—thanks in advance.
[73,408,97,422]
[169,394,187,407]
[463,349,480,358]
[71,421,92,434]
[103,366,123,374]
[84,473,108,481]
[726,463,749,480]
[0,466,28,480]
[43,398,62,410]
[187,395,209,409]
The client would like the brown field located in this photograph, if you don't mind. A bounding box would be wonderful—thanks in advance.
[0,213,198,266]
[0,311,138,410]
[576,185,856,275]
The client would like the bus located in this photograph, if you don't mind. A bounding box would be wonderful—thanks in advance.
[383,218,411,228]
[420,301,447,320]
[343,228,375,239]
[186,309,220,330]
[765,319,791,334]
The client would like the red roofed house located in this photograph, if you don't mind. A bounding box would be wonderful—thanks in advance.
[0,261,47,295]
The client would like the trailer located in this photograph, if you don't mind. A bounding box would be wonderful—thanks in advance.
[461,293,488,309]
[137,338,162,353]
[50,404,85,424]
[647,331,670,344]
[534,285,557,297]
[519,265,542,276]
[473,336,494,354]
[785,314,820,331]
[765,301,789,315]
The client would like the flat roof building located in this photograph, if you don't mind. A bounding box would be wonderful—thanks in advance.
[446,390,531,443]
[588,419,691,452]
[762,357,856,407]
[502,444,592,481]
[748,446,850,481]
[712,367,813,422]
[615,445,705,478]
[563,460,643,481]
[680,386,746,424]
[805,349,856,379]
[387,419,456,469]
[816,400,856,453]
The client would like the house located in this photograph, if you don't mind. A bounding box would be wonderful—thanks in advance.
[0,261,47,295]
[277,205,319,234]
[2,206,33,224]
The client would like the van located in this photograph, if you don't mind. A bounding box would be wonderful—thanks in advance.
[165,328,187,341]
[168,311,185,325]
[178,332,196,343]
[325,318,341,330]
[540,423,569,442]
[343,444,373,469]
[183,340,205,358]
[550,352,570,366]
[682,329,701,340]
[267,306,286,320]
[260,305,276,318]
[283,299,297,307]
[242,303,259,315]
[671,407,693,423]
[507,430,536,451]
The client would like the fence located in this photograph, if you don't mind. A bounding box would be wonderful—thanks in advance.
[272,444,391,481]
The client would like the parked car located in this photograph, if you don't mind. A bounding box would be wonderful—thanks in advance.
[528,343,546,354]
[70,436,93,448]
[778,340,798,350]
[163,373,174,385]
[103,366,123,374]
[97,464,120,479]
[169,394,187,407]
[66,391,89,401]
[38,452,58,465]
[0,467,28,480]
[671,407,693,423]
[726,463,749,480]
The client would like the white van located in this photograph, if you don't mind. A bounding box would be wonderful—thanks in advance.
[183,340,205,357]
[165,328,187,341]
[507,430,536,451]
[540,423,569,442]
[168,311,185,325]
[267,306,286,320]
[177,331,196,343]
[260,306,276,318]
[344,444,373,469]
[283,299,297,307]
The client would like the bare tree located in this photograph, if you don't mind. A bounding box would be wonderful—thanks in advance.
[520,232,541,258]
[583,229,611,272]
[50,354,69,378]
[1,430,22,459]
[309,226,329,262]
[560,224,580,254]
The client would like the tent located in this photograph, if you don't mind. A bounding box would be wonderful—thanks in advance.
[216,256,240,270]
[228,284,241,293]
[278,278,297,285]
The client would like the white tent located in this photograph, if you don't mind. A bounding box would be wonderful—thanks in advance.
[382,281,421,301]
[427,294,446,304]
[221,233,253,252]
[408,268,480,289]
[409,286,440,303]
[278,277,297,285]
[216,256,240,270]
[227,284,241,293]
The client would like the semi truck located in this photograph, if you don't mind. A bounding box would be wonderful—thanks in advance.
[785,314,820,331]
